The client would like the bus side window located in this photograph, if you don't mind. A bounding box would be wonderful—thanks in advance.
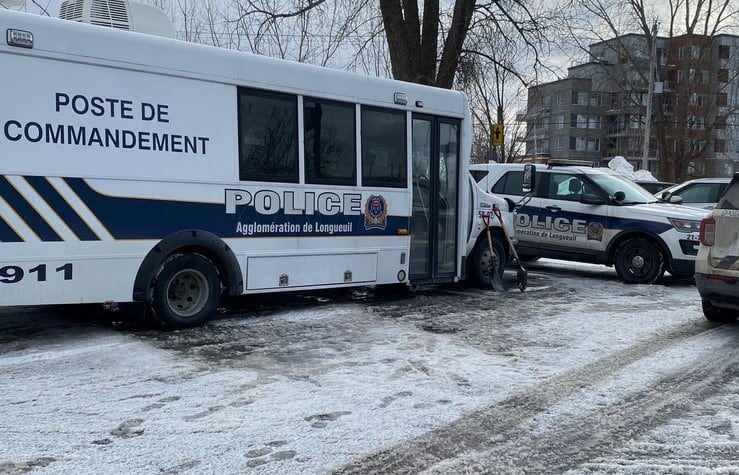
[361,106,407,188]
[238,88,298,183]
[304,98,356,186]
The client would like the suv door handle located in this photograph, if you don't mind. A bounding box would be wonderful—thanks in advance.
[546,205,561,211]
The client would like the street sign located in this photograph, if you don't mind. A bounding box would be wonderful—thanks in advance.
[492,123,504,147]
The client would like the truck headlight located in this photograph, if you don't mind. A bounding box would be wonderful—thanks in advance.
[669,218,701,233]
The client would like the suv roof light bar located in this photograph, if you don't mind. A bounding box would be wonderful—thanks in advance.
[547,159,599,168]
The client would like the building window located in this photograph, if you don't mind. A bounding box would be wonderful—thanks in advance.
[715,139,726,153]
[688,115,706,130]
[569,136,586,151]
[719,44,730,60]
[537,140,550,154]
[556,114,565,129]
[717,93,728,107]
[572,91,588,105]
[718,69,729,82]
[680,45,702,59]
[656,48,667,65]
[690,94,709,106]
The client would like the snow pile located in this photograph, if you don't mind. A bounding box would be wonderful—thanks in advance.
[608,156,657,182]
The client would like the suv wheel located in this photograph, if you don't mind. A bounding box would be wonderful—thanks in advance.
[614,238,664,284]
[702,299,738,324]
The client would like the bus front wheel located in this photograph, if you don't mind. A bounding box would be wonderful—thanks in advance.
[470,238,505,287]
[150,253,222,329]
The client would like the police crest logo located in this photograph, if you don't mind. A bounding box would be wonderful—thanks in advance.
[364,195,388,230]
[586,221,604,241]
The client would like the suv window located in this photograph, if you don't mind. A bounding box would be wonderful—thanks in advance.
[678,183,724,203]
[492,171,525,195]
[544,173,588,201]
[717,179,739,209]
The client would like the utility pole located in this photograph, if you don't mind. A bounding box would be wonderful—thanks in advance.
[642,20,658,169]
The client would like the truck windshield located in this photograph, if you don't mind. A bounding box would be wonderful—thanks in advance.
[589,173,658,205]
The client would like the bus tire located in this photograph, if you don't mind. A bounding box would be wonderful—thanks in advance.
[470,238,505,287]
[614,237,664,285]
[149,253,222,329]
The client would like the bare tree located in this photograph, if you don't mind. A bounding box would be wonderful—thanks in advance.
[458,25,537,162]
[372,0,560,88]
[217,0,559,88]
[206,0,378,69]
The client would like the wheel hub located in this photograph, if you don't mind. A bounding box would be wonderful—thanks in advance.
[631,255,645,269]
[167,269,208,317]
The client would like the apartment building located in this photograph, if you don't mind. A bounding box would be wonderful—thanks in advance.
[521,33,739,178]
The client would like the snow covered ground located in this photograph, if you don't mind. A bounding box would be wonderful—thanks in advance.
[1,259,738,474]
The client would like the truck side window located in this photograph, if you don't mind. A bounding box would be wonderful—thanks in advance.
[238,88,298,183]
[304,98,356,186]
[361,106,407,188]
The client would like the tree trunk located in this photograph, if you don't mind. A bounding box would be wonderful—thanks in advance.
[379,0,474,88]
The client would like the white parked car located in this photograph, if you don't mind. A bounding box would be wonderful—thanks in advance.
[695,173,739,323]
[656,177,731,210]
[471,161,710,284]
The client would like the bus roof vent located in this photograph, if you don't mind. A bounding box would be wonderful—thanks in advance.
[59,0,176,38]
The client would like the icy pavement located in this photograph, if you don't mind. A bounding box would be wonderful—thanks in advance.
[1,260,738,474]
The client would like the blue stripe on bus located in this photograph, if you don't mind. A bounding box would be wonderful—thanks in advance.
[0,176,62,242]
[25,176,100,241]
[0,215,23,242]
[64,177,409,240]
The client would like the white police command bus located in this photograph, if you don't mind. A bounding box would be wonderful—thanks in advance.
[0,2,515,328]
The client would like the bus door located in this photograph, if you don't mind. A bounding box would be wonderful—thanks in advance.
[410,115,460,282]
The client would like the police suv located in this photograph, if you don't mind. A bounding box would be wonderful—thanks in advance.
[471,161,710,284]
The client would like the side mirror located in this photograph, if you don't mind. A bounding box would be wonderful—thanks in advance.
[522,164,536,194]
[659,191,683,204]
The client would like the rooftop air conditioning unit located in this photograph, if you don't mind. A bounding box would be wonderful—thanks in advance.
[59,0,175,38]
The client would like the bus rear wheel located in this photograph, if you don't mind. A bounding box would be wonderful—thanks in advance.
[150,253,221,329]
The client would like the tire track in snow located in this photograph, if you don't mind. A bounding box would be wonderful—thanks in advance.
[427,337,739,473]
[332,322,732,474]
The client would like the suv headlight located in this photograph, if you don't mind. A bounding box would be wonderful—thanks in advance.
[669,218,701,233]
